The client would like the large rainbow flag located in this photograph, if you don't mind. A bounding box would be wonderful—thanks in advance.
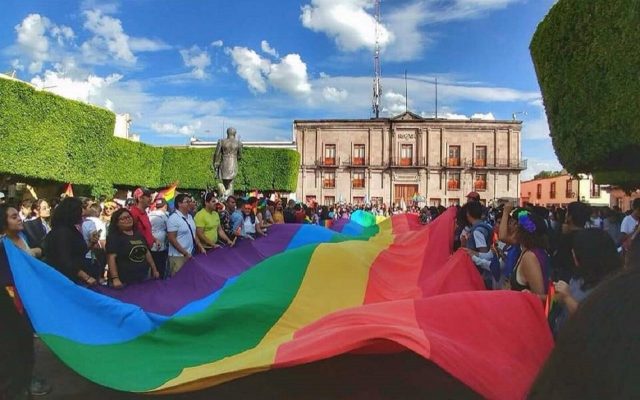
[4,209,553,398]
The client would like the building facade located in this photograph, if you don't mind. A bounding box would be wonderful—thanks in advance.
[520,173,609,207]
[295,112,525,207]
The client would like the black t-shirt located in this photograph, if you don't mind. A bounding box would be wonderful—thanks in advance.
[43,226,88,281]
[106,231,150,284]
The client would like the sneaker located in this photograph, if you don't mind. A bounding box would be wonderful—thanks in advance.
[29,376,52,396]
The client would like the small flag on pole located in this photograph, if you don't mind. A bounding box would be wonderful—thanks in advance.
[63,183,74,198]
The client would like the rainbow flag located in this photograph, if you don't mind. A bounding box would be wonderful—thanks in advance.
[4,209,553,399]
[62,183,74,197]
[154,182,177,210]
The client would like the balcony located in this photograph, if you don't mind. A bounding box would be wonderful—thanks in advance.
[474,181,487,191]
[446,157,462,167]
[389,157,427,168]
[494,159,528,170]
[447,180,461,191]
[316,157,340,168]
[352,179,365,189]
[322,179,336,189]
[342,157,367,167]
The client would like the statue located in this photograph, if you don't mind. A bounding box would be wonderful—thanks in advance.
[213,127,243,199]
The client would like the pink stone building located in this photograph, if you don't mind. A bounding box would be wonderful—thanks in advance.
[295,112,525,207]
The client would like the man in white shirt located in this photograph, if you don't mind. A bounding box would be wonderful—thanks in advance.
[149,198,170,278]
[620,199,640,249]
[167,193,206,276]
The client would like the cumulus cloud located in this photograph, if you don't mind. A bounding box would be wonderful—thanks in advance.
[180,45,211,79]
[14,14,52,73]
[228,46,311,96]
[300,0,394,52]
[30,70,123,103]
[300,0,521,61]
[151,120,202,136]
[81,9,136,63]
[383,91,408,115]
[260,40,279,58]
[322,87,348,102]
[227,47,270,93]
[210,39,224,47]
[268,54,311,95]
[12,9,170,71]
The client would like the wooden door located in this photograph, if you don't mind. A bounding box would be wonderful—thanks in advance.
[394,184,418,205]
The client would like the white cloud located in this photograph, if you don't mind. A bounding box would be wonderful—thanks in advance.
[10,59,24,71]
[30,70,123,103]
[227,47,270,93]
[268,54,312,95]
[179,45,211,79]
[522,99,551,140]
[151,121,202,136]
[422,0,522,23]
[521,156,563,180]
[260,40,279,58]
[210,40,224,47]
[322,87,348,102]
[385,2,430,61]
[129,37,171,52]
[471,112,495,120]
[15,14,51,73]
[81,9,135,63]
[383,91,407,115]
[300,0,521,61]
[50,25,75,45]
[300,0,394,52]
[228,46,311,96]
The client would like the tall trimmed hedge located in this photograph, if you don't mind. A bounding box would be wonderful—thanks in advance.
[0,78,299,196]
[530,0,640,189]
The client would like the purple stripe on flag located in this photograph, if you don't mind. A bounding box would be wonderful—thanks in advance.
[94,224,302,315]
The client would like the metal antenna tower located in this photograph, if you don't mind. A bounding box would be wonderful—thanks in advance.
[372,0,382,118]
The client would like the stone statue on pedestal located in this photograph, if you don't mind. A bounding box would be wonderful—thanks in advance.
[213,127,243,199]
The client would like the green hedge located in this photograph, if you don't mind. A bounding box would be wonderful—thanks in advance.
[0,78,299,196]
[530,0,640,188]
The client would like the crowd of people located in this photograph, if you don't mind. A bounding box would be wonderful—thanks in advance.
[452,192,639,336]
[1,188,640,398]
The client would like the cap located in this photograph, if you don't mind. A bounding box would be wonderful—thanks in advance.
[134,187,153,199]
[0,192,5,199]
[466,191,480,201]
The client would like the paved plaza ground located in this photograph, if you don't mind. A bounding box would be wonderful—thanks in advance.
[35,338,480,399]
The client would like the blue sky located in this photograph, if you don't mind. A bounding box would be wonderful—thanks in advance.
[1,0,561,178]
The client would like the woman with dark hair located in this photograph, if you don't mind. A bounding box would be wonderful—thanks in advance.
[43,197,98,285]
[106,208,159,288]
[550,229,622,335]
[23,199,51,249]
[500,204,549,299]
[529,269,640,399]
[0,205,42,258]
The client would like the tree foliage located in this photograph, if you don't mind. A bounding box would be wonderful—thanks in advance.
[0,78,299,197]
[530,0,640,188]
[533,170,564,180]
